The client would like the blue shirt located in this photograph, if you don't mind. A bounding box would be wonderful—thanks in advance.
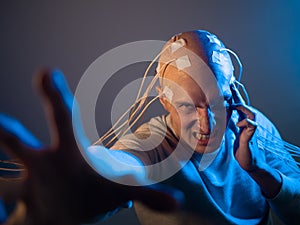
[112,110,300,225]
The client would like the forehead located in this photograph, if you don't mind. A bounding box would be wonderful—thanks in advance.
[162,69,223,104]
[158,31,234,100]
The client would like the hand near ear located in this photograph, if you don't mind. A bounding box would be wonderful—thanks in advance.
[231,104,281,199]
[0,70,183,225]
[231,103,262,172]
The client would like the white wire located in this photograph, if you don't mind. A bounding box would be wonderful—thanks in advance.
[220,48,243,82]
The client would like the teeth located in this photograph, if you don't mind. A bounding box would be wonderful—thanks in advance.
[195,133,210,140]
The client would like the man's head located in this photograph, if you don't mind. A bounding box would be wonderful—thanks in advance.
[156,30,235,153]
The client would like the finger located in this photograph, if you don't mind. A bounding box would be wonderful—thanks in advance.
[0,113,42,163]
[34,69,76,147]
[125,183,184,211]
[231,104,256,120]
[236,118,257,141]
[236,118,257,129]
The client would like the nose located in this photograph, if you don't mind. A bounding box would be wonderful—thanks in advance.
[196,107,213,134]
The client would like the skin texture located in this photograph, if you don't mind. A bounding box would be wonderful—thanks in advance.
[158,70,226,154]
[0,70,184,225]
[0,29,284,223]
[158,65,282,199]
[156,30,282,199]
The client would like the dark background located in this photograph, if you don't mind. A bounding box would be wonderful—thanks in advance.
[0,0,299,224]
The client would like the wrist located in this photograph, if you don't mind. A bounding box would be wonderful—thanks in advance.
[248,165,282,199]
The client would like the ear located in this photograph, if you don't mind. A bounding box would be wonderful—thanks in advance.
[156,86,171,113]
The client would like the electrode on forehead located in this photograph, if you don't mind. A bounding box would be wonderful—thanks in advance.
[175,55,191,71]
[170,38,186,53]
[163,86,174,102]
[156,39,186,74]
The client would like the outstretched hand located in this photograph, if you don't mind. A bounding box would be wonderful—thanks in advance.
[0,70,183,225]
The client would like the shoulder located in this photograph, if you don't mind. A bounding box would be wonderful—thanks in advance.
[112,115,170,151]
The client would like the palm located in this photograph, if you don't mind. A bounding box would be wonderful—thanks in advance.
[0,70,182,225]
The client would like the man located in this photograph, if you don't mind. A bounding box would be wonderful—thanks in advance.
[107,30,300,224]
[0,30,299,224]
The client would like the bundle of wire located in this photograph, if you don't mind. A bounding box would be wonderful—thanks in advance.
[93,33,300,174]
[1,32,299,178]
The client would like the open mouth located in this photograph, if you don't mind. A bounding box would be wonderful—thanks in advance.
[193,132,211,145]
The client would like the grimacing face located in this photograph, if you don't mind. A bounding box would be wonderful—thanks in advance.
[159,68,230,154]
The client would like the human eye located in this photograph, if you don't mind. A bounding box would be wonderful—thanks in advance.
[177,103,195,114]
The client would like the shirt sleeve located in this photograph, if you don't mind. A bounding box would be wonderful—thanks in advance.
[267,172,300,225]
[256,111,300,225]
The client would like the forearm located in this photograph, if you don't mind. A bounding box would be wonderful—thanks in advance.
[249,166,300,225]
[86,145,148,185]
[248,164,282,199]
[267,172,300,225]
